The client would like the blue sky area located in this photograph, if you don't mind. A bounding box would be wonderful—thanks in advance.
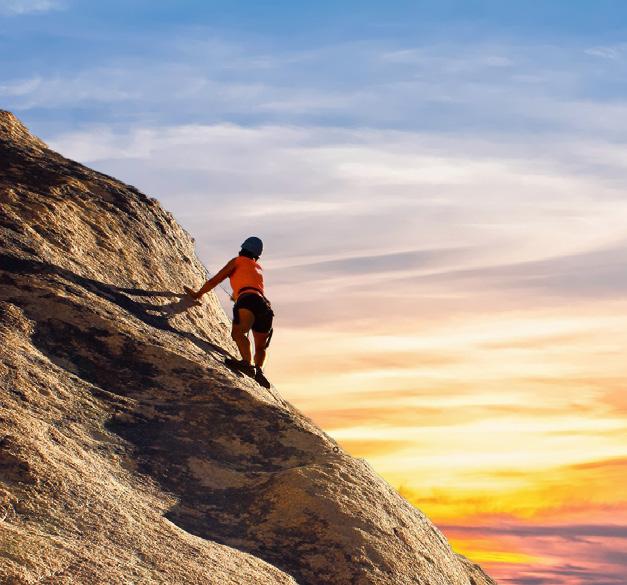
[3,0,627,133]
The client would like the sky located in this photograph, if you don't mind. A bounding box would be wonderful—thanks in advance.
[2,1,627,583]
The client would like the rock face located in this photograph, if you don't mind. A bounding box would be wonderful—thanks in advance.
[0,110,496,585]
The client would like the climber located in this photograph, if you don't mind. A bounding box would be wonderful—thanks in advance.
[185,236,273,389]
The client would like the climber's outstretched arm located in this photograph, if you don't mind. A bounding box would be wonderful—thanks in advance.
[188,258,236,299]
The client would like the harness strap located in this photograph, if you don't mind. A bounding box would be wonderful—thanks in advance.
[237,287,272,309]
[238,286,265,297]
[265,327,274,349]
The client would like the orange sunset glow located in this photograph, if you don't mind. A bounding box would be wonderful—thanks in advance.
[268,269,627,584]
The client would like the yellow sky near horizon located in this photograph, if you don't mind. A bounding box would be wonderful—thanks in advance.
[268,290,627,579]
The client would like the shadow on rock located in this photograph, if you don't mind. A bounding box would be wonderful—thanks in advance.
[0,253,228,358]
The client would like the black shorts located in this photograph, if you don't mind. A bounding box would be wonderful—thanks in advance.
[233,293,274,335]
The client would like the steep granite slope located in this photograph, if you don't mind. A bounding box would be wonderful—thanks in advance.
[0,111,496,585]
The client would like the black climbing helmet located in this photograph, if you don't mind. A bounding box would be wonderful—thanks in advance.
[241,236,263,258]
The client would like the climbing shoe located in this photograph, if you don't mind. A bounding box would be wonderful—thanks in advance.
[224,357,255,377]
[254,366,271,389]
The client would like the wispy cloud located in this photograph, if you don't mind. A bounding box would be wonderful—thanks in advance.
[442,522,627,539]
[0,0,65,16]
[47,123,627,288]
[8,34,627,141]
[397,241,627,301]
[584,44,627,60]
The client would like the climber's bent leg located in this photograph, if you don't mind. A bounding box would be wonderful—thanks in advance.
[252,330,270,368]
[231,308,254,364]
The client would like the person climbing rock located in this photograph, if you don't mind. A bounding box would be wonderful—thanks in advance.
[185,236,274,389]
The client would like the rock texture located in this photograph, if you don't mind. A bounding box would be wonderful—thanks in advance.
[0,110,496,585]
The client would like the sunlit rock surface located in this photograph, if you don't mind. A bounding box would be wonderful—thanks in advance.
[0,110,496,585]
